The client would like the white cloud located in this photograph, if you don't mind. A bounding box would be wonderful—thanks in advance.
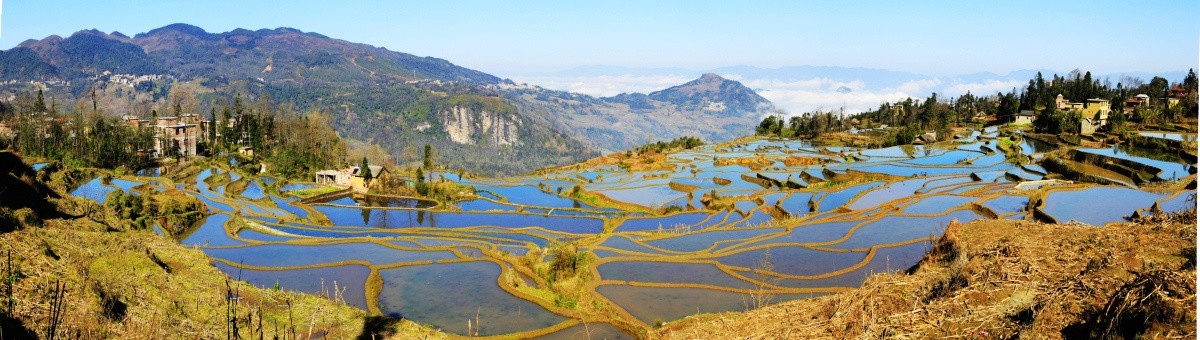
[508,72,1029,117]
[893,78,942,94]
[735,77,913,115]
[941,80,1024,97]
[756,88,913,116]
[733,77,866,92]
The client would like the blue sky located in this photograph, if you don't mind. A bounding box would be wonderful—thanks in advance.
[1,0,1196,78]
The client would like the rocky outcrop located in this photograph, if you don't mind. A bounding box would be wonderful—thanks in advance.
[441,105,520,146]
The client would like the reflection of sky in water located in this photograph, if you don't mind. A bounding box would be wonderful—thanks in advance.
[56,136,1195,337]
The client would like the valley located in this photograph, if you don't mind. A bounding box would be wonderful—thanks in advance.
[12,121,1194,338]
[0,9,1195,339]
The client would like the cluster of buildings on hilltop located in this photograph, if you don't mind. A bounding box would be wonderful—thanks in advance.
[1054,95,1112,135]
[1014,95,1114,135]
[1011,88,1194,135]
[101,73,173,87]
[1124,87,1190,113]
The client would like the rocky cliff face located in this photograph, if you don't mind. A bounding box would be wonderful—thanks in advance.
[441,105,520,146]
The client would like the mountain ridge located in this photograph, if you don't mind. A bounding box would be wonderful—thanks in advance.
[496,72,770,152]
[0,24,774,173]
[5,24,502,85]
[647,72,771,115]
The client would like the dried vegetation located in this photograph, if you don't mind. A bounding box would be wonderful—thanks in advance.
[661,207,1197,339]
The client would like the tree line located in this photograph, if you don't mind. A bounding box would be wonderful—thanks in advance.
[756,68,1198,141]
[1,89,154,169]
[0,88,348,179]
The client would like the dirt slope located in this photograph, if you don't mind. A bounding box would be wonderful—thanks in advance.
[660,210,1197,339]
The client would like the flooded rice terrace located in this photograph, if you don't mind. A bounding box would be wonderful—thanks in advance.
[67,130,1196,338]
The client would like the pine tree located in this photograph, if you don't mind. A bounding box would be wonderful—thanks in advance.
[209,107,217,148]
[35,89,46,113]
[1185,69,1197,91]
[423,144,434,169]
[360,157,372,181]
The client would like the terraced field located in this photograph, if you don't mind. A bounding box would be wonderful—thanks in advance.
[65,130,1196,338]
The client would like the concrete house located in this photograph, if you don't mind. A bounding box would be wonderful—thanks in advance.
[315,169,352,186]
[315,164,389,191]
[1124,94,1151,114]
[350,165,388,190]
[153,116,197,159]
[1055,94,1069,109]
[1079,99,1111,135]
[1014,110,1037,125]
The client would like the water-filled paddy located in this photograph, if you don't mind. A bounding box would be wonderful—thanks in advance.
[279,183,317,192]
[774,242,932,289]
[596,185,687,208]
[597,285,817,325]
[314,206,605,233]
[816,182,884,212]
[1041,187,1168,225]
[240,180,267,199]
[203,242,456,267]
[980,195,1029,215]
[845,178,929,211]
[643,227,780,253]
[485,185,590,209]
[1158,191,1197,214]
[597,261,757,289]
[900,195,975,215]
[61,131,1195,338]
[71,177,117,203]
[214,262,371,309]
[1077,147,1192,181]
[617,212,711,231]
[830,210,981,249]
[1139,132,1198,142]
[378,262,567,336]
[178,214,242,247]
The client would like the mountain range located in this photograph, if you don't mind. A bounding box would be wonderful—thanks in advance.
[533,64,1189,92]
[516,65,1190,115]
[6,24,500,85]
[0,24,772,175]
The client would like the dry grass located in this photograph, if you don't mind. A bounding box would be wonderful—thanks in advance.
[0,213,370,339]
[0,164,450,339]
[714,157,773,171]
[781,156,824,166]
[660,212,1197,339]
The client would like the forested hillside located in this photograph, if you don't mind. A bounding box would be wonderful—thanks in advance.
[0,24,775,174]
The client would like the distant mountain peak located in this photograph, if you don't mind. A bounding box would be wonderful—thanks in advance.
[137,23,212,39]
[647,73,771,116]
[72,29,106,37]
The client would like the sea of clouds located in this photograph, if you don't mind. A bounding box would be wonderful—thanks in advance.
[510,70,1027,117]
